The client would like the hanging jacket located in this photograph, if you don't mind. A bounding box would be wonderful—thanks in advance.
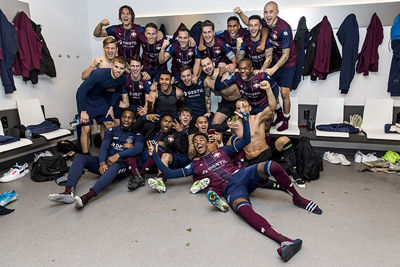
[303,22,320,76]
[292,16,309,89]
[337,14,359,94]
[23,18,56,84]
[0,9,18,94]
[356,13,383,76]
[13,11,42,80]
[388,13,400,96]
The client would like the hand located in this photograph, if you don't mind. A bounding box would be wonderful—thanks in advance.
[256,43,266,53]
[236,37,243,47]
[99,162,108,175]
[80,111,89,124]
[119,101,129,109]
[260,80,271,91]
[198,43,206,51]
[218,63,227,76]
[142,71,151,81]
[99,19,110,27]
[107,153,119,166]
[150,82,158,91]
[227,118,240,129]
[191,75,198,84]
[234,110,249,122]
[233,7,242,14]
[146,114,160,122]
[253,69,261,75]
[137,106,147,116]
[189,37,196,47]
[265,68,276,76]
[123,143,134,148]
[204,112,211,118]
[226,64,236,74]
[172,119,183,132]
[147,140,158,156]
[106,107,115,120]
[162,39,170,49]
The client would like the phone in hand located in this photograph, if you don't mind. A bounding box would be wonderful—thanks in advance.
[230,116,236,123]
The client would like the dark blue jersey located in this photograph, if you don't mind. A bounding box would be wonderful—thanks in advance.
[176,79,207,119]
[125,73,151,108]
[76,68,126,113]
[138,33,167,70]
[99,126,144,164]
[240,35,268,70]
[217,28,249,54]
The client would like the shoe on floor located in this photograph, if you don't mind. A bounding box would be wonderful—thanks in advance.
[190,178,210,194]
[0,190,18,206]
[48,192,75,204]
[293,177,306,189]
[362,153,378,163]
[0,163,29,183]
[127,175,145,191]
[335,153,351,166]
[323,152,341,164]
[148,177,166,193]
[278,239,303,262]
[354,151,364,163]
[206,190,229,212]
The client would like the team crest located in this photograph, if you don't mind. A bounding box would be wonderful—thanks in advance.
[167,135,175,143]
[213,152,221,158]
[272,33,278,40]
[139,83,144,89]
[215,48,221,55]
[253,82,260,88]
[131,31,137,37]
[187,50,194,57]
[283,31,288,36]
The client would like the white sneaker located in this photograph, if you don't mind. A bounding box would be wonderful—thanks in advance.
[190,178,210,194]
[354,151,364,163]
[0,163,29,183]
[323,152,341,164]
[148,177,166,193]
[362,153,378,163]
[335,153,351,166]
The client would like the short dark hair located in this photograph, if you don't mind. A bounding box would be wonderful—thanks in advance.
[179,107,192,115]
[200,55,212,62]
[239,57,253,67]
[118,5,135,23]
[248,15,262,24]
[227,16,240,24]
[161,114,174,121]
[145,22,158,31]
[193,132,209,143]
[178,26,190,34]
[160,69,172,77]
[122,108,135,115]
[201,20,215,31]
[112,56,127,66]
[179,66,192,74]
[128,55,142,65]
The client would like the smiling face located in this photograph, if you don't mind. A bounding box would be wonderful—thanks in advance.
[236,99,251,114]
[160,115,173,133]
[180,69,193,86]
[129,59,142,79]
[248,19,262,38]
[121,110,135,130]
[111,61,126,79]
[193,134,209,155]
[202,26,215,44]
[103,43,117,60]
[177,30,189,49]
[145,26,157,44]
[264,2,279,27]
[227,20,240,39]
[120,7,133,27]
[238,60,253,81]
[195,116,208,134]
[200,57,214,76]
[179,111,192,127]
[159,73,172,92]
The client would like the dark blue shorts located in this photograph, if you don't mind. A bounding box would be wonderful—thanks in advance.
[170,153,191,169]
[224,164,264,206]
[272,65,296,89]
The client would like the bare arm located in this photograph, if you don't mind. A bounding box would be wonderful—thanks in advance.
[158,39,171,64]
[233,7,249,26]
[81,58,100,80]
[193,58,202,78]
[187,134,197,160]
[176,88,185,101]
[236,37,245,61]
[205,85,211,113]
[259,81,277,121]
[256,27,269,53]
[93,19,109,37]
[260,48,273,72]
[147,91,158,113]
[266,48,290,76]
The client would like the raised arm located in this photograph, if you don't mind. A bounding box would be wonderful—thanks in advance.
[93,19,110,37]
[158,39,171,64]
[260,47,273,72]
[259,80,277,121]
[234,7,249,26]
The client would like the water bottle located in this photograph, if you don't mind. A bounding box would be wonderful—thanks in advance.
[25,129,32,140]
[69,115,81,129]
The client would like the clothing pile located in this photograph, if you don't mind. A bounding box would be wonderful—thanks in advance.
[358,150,400,174]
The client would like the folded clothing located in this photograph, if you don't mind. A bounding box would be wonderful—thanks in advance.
[384,124,400,134]
[0,135,20,145]
[316,123,360,133]
[26,120,59,135]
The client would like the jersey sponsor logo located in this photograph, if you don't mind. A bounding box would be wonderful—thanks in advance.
[113,137,119,140]
[111,143,124,151]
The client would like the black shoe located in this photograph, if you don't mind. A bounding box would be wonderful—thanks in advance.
[128,175,145,191]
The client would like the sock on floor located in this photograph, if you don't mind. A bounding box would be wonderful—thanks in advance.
[237,202,293,244]
[80,189,96,206]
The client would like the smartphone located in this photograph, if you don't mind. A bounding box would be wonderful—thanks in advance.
[208,129,216,135]
[230,116,236,123]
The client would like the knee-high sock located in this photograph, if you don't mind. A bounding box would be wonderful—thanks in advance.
[140,146,164,175]
[237,202,292,244]
[265,161,317,208]
[281,141,300,180]
[125,157,140,177]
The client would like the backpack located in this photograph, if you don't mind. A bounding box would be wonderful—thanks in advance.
[31,155,69,182]
[294,137,323,181]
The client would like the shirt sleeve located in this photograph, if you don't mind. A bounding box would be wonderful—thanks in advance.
[280,28,291,49]
[105,26,114,36]
[99,127,113,163]
[144,81,152,94]
[264,74,280,98]
[166,43,175,55]
[152,149,194,178]
[214,73,237,91]
[119,134,145,157]
[223,43,235,60]
[222,114,250,156]
[76,71,100,112]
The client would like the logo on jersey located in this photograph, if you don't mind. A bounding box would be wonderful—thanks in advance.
[139,83,144,90]
[167,135,175,143]
[253,81,260,88]
[131,31,137,37]
[215,48,222,55]
[202,170,209,175]
[272,33,278,40]
[213,152,221,158]
[187,50,194,57]
[283,31,288,36]
[126,136,134,144]
[156,44,162,50]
